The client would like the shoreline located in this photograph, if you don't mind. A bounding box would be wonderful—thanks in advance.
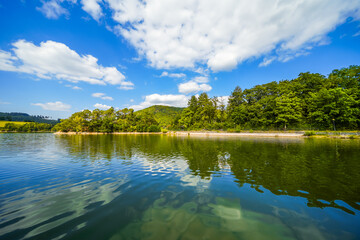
[53,131,360,139]
[54,131,304,138]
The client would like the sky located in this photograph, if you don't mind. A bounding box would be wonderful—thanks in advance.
[0,0,359,119]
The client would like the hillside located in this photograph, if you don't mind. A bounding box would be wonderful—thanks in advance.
[0,112,59,124]
[136,105,184,127]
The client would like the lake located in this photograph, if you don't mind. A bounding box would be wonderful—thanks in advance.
[0,133,359,239]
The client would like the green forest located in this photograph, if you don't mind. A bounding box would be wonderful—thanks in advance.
[11,65,358,133]
[52,108,161,133]
[175,65,360,131]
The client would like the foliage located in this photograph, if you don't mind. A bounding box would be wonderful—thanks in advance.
[176,65,360,131]
[0,122,53,132]
[148,125,161,132]
[52,65,360,132]
[0,121,27,128]
[53,107,161,133]
[136,105,184,128]
[303,131,315,136]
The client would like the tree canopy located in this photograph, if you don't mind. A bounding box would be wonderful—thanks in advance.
[52,65,360,132]
[174,65,360,131]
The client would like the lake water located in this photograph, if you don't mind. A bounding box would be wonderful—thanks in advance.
[0,133,359,240]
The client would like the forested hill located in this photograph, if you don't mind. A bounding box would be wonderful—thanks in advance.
[136,105,184,127]
[0,112,59,124]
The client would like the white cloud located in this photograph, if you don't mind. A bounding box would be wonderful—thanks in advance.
[117,83,134,90]
[217,96,229,106]
[0,51,17,71]
[130,94,189,111]
[160,71,186,78]
[32,101,71,111]
[191,76,209,83]
[37,0,69,19]
[178,75,211,94]
[0,40,133,88]
[81,0,103,21]
[104,0,360,71]
[65,84,82,90]
[259,57,276,67]
[178,81,212,94]
[92,92,114,100]
[94,103,112,110]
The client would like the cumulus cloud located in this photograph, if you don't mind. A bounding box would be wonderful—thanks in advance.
[0,39,133,89]
[178,75,211,94]
[94,103,112,110]
[178,81,212,94]
[130,94,189,111]
[32,101,71,111]
[92,92,114,100]
[0,51,17,71]
[104,0,360,71]
[160,71,186,78]
[81,0,103,21]
[37,0,69,19]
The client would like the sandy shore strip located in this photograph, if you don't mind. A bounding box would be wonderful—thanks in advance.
[54,131,305,137]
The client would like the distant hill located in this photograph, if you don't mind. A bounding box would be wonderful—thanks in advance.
[0,112,59,124]
[136,105,184,127]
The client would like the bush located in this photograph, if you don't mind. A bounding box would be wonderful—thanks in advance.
[148,125,161,132]
[304,131,315,136]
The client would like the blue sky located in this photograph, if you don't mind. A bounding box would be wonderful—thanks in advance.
[0,0,359,119]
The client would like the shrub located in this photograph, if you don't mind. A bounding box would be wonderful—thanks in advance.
[148,125,161,132]
[304,131,315,136]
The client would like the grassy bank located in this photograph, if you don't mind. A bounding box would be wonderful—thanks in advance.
[0,121,27,127]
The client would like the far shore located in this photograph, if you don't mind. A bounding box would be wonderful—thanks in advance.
[52,131,360,139]
[54,131,304,137]
[53,131,358,139]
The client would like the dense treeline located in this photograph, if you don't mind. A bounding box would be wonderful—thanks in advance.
[53,107,161,132]
[174,65,360,131]
[53,65,359,132]
[1,122,53,132]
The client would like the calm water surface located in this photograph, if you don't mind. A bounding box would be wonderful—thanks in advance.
[0,133,359,239]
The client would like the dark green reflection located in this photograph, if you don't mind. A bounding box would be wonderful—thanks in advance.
[56,135,360,214]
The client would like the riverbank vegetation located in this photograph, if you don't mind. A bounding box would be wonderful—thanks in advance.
[53,108,161,133]
[0,122,53,132]
[34,65,360,133]
[174,65,360,131]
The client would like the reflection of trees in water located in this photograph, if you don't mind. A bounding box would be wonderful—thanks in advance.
[57,135,360,214]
